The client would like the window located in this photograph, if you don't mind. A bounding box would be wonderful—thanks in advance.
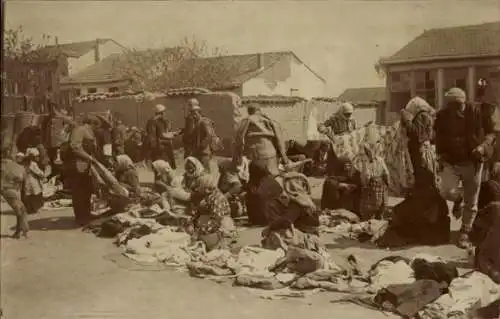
[455,79,466,91]
[87,87,97,94]
[74,89,81,96]
[108,87,119,93]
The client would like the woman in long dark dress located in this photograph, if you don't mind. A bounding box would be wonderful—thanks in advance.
[378,97,450,247]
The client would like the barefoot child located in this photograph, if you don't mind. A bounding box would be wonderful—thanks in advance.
[22,148,46,215]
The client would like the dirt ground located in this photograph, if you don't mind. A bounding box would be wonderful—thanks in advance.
[0,168,471,319]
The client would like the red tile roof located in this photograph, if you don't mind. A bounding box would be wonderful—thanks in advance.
[382,22,500,65]
[337,87,386,102]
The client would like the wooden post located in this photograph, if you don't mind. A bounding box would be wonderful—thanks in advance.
[436,68,445,109]
[384,69,392,124]
[467,66,476,102]
[410,70,417,98]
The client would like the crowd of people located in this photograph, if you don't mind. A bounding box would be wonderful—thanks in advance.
[1,87,499,284]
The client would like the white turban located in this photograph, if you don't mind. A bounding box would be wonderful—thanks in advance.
[341,102,354,114]
[26,148,40,157]
[155,104,166,113]
[445,87,466,103]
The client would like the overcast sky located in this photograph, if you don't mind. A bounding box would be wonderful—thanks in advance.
[5,0,500,95]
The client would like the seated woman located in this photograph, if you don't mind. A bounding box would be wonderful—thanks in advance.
[152,159,189,217]
[377,97,450,248]
[321,156,361,213]
[188,174,237,251]
[218,157,249,218]
[261,172,321,252]
[109,154,140,212]
[470,163,500,283]
[246,162,283,226]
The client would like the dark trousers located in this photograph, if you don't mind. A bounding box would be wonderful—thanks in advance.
[69,169,93,225]
[151,143,176,169]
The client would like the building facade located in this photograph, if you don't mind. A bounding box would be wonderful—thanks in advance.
[380,22,500,122]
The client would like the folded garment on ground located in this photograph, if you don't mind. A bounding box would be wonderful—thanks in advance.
[418,271,500,319]
[234,274,287,290]
[368,259,415,292]
[373,279,443,318]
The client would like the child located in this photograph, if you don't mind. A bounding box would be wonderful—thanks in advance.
[355,133,390,221]
[15,152,25,165]
[22,148,46,215]
[1,146,29,238]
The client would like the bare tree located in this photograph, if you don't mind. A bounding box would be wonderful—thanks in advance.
[114,35,233,92]
[3,25,53,61]
[374,58,386,79]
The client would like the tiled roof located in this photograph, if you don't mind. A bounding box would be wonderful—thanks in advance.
[242,95,307,105]
[165,87,211,96]
[169,51,325,89]
[24,39,120,63]
[60,53,128,84]
[61,47,192,85]
[337,87,386,102]
[382,21,500,65]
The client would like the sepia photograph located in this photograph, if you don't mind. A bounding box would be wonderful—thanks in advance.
[1,0,500,318]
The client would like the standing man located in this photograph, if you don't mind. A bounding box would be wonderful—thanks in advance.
[111,117,128,156]
[317,102,357,175]
[182,98,198,159]
[146,104,176,169]
[435,87,497,249]
[190,102,219,174]
[67,115,102,226]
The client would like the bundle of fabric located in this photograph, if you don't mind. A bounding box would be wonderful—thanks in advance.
[43,198,72,210]
[418,271,500,319]
[328,219,389,243]
[123,228,203,266]
[326,121,414,195]
[187,246,285,279]
[319,209,361,230]
[112,213,167,245]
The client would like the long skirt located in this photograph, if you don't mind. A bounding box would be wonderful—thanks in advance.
[359,177,388,220]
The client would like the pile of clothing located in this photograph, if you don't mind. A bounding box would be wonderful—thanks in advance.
[320,212,389,244]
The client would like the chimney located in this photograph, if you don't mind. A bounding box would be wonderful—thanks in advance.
[94,39,100,62]
[257,53,264,70]
[55,37,59,45]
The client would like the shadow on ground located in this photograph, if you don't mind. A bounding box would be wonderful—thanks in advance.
[28,216,79,231]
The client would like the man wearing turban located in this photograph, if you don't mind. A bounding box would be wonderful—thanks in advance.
[435,87,497,249]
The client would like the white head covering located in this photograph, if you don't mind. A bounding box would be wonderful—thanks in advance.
[115,154,134,171]
[340,102,354,114]
[445,87,466,103]
[155,104,166,113]
[152,159,173,175]
[404,96,435,118]
[184,156,205,177]
[16,152,25,158]
[26,148,40,157]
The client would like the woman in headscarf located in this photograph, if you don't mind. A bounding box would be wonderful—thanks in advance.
[400,96,437,189]
[261,172,321,252]
[377,97,450,248]
[1,145,29,238]
[355,130,390,221]
[151,159,189,217]
[105,154,140,213]
[183,156,206,191]
[188,173,236,251]
[470,162,500,282]
[321,155,361,213]
[114,154,140,197]
[218,156,249,218]
[22,147,46,215]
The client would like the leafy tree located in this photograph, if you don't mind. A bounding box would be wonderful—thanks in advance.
[3,25,52,61]
[374,58,386,79]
